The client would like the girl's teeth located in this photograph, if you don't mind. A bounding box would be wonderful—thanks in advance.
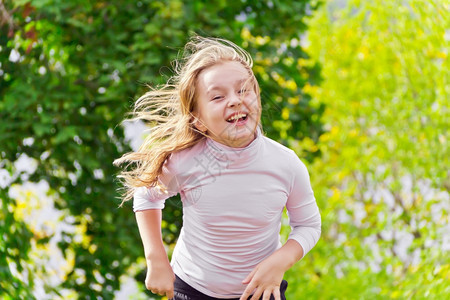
[227,114,246,121]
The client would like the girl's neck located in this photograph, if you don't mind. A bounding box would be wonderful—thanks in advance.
[204,127,262,168]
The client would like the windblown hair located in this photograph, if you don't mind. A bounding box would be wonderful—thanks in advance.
[113,35,260,204]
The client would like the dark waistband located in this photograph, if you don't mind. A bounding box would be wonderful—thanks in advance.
[174,274,288,300]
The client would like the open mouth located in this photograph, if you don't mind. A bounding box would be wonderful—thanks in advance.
[226,113,248,123]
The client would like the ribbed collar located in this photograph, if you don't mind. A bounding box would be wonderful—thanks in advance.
[205,127,263,168]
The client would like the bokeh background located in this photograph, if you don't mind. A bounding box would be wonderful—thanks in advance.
[1,0,448,299]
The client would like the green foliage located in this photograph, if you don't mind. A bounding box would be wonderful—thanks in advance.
[284,0,449,299]
[0,0,321,298]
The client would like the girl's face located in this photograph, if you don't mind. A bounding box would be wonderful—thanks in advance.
[194,60,261,148]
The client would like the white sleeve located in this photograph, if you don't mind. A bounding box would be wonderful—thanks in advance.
[286,154,321,258]
[133,155,180,212]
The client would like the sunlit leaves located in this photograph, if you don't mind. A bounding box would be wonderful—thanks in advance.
[1,0,321,298]
[284,0,450,298]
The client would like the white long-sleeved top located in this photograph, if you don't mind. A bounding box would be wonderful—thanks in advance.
[134,128,321,298]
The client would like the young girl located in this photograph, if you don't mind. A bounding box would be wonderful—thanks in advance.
[114,36,321,300]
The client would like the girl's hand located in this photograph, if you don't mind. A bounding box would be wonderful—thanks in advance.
[145,257,175,299]
[239,253,285,300]
[135,210,175,298]
[240,239,304,300]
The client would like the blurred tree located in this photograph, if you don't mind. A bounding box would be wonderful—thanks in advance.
[284,0,449,299]
[0,0,322,298]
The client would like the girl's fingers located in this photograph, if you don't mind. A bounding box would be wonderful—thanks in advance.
[251,285,282,300]
[240,288,251,300]
[250,287,264,300]
[166,289,174,299]
[240,282,256,300]
[262,289,273,300]
[241,268,258,299]
[242,267,257,284]
[149,287,174,298]
[272,286,281,300]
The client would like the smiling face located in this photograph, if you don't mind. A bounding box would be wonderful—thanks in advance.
[193,60,261,148]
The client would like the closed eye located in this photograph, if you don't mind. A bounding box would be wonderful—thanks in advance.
[212,95,223,101]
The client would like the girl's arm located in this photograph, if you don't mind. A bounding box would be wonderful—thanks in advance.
[135,209,175,298]
[241,154,321,300]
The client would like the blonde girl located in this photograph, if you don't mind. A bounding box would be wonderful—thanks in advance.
[114,36,321,300]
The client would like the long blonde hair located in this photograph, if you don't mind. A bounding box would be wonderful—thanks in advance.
[114,35,260,204]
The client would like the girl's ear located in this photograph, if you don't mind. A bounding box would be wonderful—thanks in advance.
[192,116,207,132]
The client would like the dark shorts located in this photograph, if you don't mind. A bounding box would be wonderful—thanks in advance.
[173,274,288,300]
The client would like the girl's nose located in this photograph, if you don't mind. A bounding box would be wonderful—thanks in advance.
[227,93,242,107]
